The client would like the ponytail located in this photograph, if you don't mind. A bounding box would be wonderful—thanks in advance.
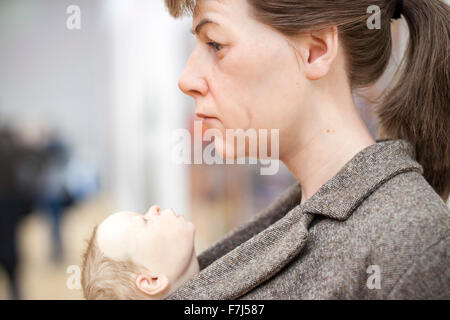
[376,0,450,202]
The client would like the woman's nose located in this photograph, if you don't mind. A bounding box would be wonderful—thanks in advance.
[178,52,208,97]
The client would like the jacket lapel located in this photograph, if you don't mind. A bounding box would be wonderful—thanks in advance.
[197,181,303,271]
[165,203,313,299]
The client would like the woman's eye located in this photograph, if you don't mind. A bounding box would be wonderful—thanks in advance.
[207,41,223,52]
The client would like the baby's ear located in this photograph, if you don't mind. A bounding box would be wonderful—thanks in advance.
[135,274,169,297]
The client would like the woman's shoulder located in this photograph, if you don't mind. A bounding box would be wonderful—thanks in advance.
[351,169,449,281]
[368,170,450,299]
[359,169,450,234]
[305,170,449,299]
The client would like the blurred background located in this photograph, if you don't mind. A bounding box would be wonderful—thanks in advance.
[0,0,447,300]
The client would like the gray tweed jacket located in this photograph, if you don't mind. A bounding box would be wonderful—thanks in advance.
[165,139,450,300]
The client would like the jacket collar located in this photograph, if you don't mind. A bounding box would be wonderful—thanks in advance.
[301,138,423,220]
[164,138,423,300]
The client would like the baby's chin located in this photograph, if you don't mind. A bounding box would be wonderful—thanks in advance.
[158,248,199,299]
[186,220,196,233]
[181,249,200,283]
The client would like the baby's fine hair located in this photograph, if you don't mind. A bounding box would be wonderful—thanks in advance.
[81,225,149,300]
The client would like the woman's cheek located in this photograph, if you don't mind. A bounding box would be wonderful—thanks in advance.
[212,136,234,161]
[213,137,227,160]
[218,103,249,131]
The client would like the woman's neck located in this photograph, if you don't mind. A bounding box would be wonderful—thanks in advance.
[282,100,376,205]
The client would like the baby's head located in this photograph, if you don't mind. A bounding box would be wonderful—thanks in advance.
[81,206,199,299]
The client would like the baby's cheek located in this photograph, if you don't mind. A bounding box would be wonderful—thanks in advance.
[133,232,157,253]
[102,240,130,261]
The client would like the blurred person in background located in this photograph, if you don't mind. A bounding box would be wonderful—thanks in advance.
[0,119,46,300]
[0,116,100,298]
[37,130,100,264]
[36,132,74,263]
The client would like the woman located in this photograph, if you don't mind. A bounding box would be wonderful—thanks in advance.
[164,0,449,299]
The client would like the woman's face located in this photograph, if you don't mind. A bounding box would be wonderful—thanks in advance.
[178,0,308,159]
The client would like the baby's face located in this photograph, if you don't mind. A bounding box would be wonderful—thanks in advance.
[96,207,197,282]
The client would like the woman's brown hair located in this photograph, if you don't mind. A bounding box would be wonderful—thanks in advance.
[165,0,450,202]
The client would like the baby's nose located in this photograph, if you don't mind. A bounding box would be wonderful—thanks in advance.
[146,205,160,216]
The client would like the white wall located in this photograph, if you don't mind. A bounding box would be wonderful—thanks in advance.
[105,0,192,215]
[0,0,193,216]
[0,0,110,171]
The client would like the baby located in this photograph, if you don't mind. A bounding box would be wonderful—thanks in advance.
[81,205,199,299]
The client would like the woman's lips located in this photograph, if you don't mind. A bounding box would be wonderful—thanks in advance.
[202,117,217,122]
[198,116,220,128]
[195,112,217,121]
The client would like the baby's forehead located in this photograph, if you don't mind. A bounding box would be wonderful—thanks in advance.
[98,212,139,239]
[96,212,138,259]
[101,211,137,228]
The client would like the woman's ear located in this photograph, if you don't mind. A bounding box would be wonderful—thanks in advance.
[135,274,169,297]
[302,26,339,80]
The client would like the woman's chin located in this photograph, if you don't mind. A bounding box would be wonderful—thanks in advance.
[214,139,240,161]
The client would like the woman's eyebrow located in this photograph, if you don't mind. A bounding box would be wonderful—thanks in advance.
[191,18,217,35]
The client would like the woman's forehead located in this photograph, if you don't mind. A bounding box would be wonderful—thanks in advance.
[192,0,247,36]
[194,0,234,20]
